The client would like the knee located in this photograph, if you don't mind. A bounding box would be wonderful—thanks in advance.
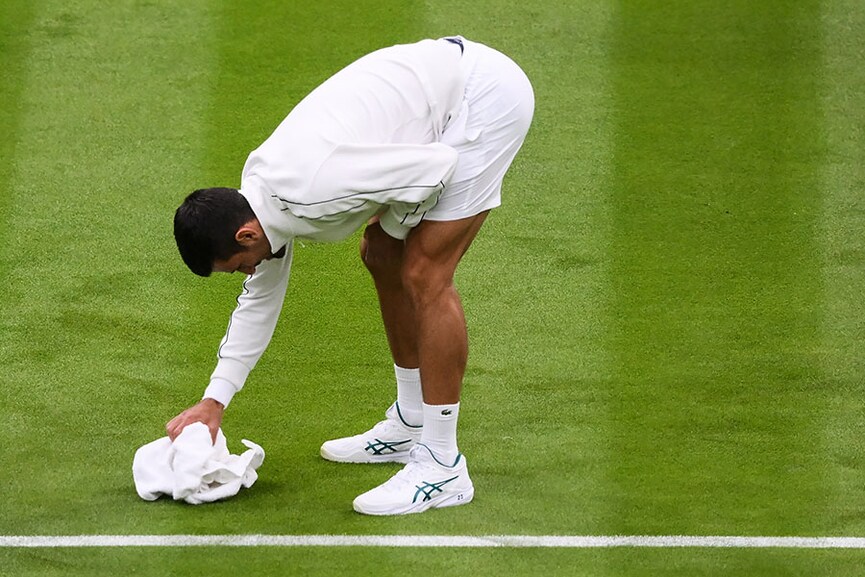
[400,257,452,307]
[360,235,385,275]
[361,224,403,279]
[359,235,372,270]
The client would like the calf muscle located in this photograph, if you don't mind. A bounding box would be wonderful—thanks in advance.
[361,212,489,402]
[403,212,489,403]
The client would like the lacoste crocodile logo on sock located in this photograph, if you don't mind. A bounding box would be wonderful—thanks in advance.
[441,409,452,416]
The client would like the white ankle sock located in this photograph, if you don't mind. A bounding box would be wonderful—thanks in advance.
[394,365,423,427]
[420,402,460,466]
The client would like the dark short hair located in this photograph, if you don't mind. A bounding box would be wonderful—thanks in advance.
[173,187,256,277]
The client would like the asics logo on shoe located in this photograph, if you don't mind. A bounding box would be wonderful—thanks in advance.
[413,476,459,503]
[365,438,413,456]
[441,409,452,416]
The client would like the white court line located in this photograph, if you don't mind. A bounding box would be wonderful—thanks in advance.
[2,535,865,548]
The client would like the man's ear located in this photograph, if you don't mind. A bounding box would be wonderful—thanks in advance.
[234,220,262,247]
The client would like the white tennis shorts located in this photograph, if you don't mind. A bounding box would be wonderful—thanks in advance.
[426,37,535,221]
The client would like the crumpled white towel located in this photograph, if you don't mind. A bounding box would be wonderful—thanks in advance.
[132,422,265,505]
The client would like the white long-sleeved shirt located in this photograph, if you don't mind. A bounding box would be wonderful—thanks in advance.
[204,38,466,406]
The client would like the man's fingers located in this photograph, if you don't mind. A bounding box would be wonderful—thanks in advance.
[166,412,194,441]
[165,419,183,441]
[165,399,225,442]
[166,415,181,431]
[165,418,178,440]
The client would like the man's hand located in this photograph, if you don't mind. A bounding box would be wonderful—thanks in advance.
[166,398,225,443]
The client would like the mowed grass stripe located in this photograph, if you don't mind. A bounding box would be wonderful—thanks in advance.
[0,0,36,263]
[417,1,618,535]
[0,0,37,441]
[0,0,220,533]
[606,0,827,535]
[819,0,865,534]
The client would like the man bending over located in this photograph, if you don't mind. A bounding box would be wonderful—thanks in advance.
[167,36,534,515]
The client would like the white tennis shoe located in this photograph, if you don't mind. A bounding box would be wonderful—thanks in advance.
[352,444,474,515]
[320,403,421,464]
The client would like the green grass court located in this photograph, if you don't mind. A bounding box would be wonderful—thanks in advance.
[2,0,865,575]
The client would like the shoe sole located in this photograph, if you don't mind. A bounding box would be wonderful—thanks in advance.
[320,445,413,464]
[353,486,475,516]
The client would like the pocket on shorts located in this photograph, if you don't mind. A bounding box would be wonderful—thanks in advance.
[442,100,483,146]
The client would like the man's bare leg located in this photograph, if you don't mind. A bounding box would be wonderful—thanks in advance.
[360,221,417,368]
[402,212,489,405]
[351,212,487,515]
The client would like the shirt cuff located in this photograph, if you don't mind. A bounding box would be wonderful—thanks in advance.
[203,378,238,408]
[206,357,251,408]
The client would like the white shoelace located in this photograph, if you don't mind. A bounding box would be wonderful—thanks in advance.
[381,447,444,490]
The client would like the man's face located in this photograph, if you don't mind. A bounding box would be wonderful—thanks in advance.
[212,240,278,276]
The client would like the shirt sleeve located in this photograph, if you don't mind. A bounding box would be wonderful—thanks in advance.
[203,241,294,407]
[287,142,459,240]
